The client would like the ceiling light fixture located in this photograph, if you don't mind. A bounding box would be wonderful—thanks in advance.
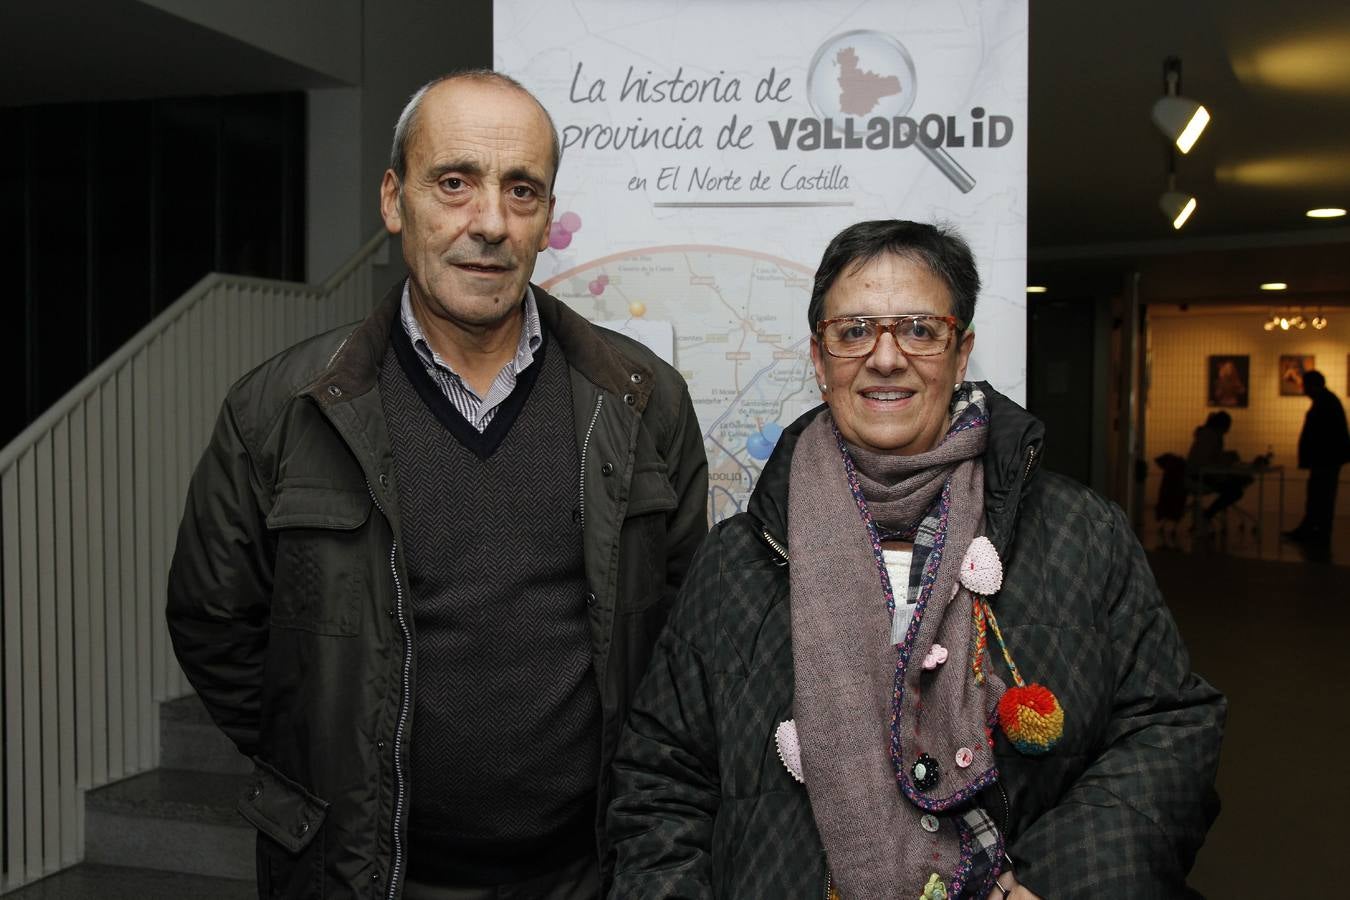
[1260,282,1288,291]
[1152,57,1210,154]
[1026,285,1048,294]
[1312,314,1329,330]
[1160,169,1196,229]
[1306,207,1347,219]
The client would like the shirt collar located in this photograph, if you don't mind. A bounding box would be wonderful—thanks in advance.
[399,280,543,377]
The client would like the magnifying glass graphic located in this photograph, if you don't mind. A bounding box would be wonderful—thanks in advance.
[806,30,976,193]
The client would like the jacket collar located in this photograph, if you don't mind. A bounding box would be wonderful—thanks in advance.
[302,280,655,410]
[748,382,1045,555]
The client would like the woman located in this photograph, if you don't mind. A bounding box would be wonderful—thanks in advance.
[606,221,1225,898]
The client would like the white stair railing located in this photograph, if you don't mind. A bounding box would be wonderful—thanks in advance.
[0,231,390,892]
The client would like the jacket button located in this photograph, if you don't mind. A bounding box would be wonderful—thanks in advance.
[247,782,262,801]
[601,462,614,476]
[584,592,596,607]
[294,818,309,837]
[955,747,974,768]
[911,754,940,791]
[378,473,388,488]
[920,814,940,833]
[630,372,643,384]
[623,393,636,405]
[327,385,342,397]
[371,871,382,884]
[376,740,386,751]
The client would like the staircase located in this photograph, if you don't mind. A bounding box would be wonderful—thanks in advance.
[6,697,255,899]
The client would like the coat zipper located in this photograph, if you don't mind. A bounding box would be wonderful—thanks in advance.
[760,526,789,564]
[367,480,411,900]
[577,395,604,529]
[1022,443,1038,482]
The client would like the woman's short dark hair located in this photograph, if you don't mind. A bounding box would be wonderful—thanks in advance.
[807,220,980,334]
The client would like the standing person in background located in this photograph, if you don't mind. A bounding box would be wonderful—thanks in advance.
[1284,369,1350,547]
[167,70,708,900]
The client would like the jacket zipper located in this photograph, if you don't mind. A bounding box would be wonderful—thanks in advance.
[577,395,604,529]
[760,526,789,564]
[367,480,411,900]
[1022,443,1038,482]
[823,870,833,900]
[996,780,1011,835]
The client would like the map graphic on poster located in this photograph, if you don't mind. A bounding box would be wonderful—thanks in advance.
[498,0,1028,519]
[543,246,815,521]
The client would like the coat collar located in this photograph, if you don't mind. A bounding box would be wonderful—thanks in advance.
[301,280,655,410]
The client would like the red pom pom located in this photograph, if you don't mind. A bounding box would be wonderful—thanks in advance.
[998,684,1064,755]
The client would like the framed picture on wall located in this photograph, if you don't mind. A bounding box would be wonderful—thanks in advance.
[1279,354,1315,396]
[1208,355,1249,407]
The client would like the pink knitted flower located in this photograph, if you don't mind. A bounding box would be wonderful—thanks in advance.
[959,536,1003,596]
[922,644,949,670]
[775,719,804,783]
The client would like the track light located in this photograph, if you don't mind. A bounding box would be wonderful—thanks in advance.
[1153,58,1210,154]
[1160,191,1197,229]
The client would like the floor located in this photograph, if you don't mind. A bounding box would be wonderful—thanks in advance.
[1154,513,1348,897]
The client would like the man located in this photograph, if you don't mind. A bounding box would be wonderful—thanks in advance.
[1284,369,1350,547]
[167,71,708,900]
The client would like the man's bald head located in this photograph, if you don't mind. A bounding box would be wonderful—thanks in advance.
[388,69,561,190]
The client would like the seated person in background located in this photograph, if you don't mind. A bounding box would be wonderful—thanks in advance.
[1186,411,1251,523]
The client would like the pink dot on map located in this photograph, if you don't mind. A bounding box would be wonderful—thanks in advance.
[549,224,572,250]
[559,211,582,233]
[597,274,609,285]
[588,279,605,296]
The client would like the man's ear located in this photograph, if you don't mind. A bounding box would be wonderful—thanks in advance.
[537,194,558,252]
[380,170,403,235]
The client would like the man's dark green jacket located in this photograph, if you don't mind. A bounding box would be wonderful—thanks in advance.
[167,283,708,899]
[608,387,1225,898]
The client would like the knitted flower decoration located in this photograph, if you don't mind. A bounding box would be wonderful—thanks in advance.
[775,719,804,783]
[959,536,1003,596]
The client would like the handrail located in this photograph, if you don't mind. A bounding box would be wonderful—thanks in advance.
[0,230,390,472]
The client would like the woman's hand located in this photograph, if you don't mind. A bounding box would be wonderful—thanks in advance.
[987,870,1042,900]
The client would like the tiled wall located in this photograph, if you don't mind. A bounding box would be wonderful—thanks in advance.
[1144,306,1349,522]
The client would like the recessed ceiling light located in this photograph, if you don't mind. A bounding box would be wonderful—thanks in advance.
[1026,286,1048,294]
[1260,282,1288,291]
[1306,207,1346,219]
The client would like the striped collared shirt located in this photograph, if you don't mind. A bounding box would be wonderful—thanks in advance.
[398,282,543,432]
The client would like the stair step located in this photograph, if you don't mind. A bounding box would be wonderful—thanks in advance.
[2,862,253,899]
[85,769,255,881]
[159,695,252,775]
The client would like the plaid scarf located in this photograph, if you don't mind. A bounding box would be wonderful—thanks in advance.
[789,387,1007,898]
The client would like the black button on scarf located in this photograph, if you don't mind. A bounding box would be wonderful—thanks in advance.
[911,753,940,791]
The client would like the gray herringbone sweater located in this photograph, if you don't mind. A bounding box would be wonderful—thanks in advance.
[380,326,598,885]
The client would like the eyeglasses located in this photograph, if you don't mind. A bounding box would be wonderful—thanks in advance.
[816,314,963,359]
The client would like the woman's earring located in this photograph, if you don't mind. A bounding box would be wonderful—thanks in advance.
[819,383,828,392]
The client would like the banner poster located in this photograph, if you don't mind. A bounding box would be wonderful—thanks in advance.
[495,0,1028,521]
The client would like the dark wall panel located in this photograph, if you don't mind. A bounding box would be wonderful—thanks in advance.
[3,91,306,446]
[0,108,26,439]
[27,105,91,414]
[92,101,153,361]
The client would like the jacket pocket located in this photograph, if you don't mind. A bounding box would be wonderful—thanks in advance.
[266,486,373,636]
[617,466,678,612]
[240,757,329,899]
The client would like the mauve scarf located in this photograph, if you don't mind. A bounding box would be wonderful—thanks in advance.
[788,396,1006,899]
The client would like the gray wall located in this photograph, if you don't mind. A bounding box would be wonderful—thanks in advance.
[306,0,493,281]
